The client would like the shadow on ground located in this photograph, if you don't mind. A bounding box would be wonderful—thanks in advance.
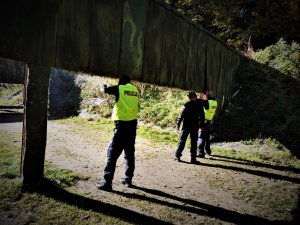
[292,188,300,224]
[0,110,23,123]
[25,178,295,225]
[212,155,300,174]
[30,179,171,225]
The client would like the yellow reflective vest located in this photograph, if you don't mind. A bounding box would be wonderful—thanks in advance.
[112,83,138,121]
[205,100,218,121]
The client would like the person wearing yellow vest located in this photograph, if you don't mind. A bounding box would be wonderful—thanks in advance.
[197,91,218,158]
[96,75,138,191]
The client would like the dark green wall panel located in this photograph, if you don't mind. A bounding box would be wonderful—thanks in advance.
[216,47,227,107]
[0,0,58,66]
[206,35,221,92]
[173,16,189,89]
[56,0,90,71]
[160,10,178,86]
[119,0,148,81]
[196,30,207,92]
[142,1,165,84]
[89,0,123,76]
[186,25,200,91]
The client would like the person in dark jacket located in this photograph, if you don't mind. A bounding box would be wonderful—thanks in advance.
[175,91,205,164]
[96,75,139,191]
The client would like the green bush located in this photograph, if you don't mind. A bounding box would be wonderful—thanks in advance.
[253,38,300,79]
[75,75,192,129]
[138,85,187,128]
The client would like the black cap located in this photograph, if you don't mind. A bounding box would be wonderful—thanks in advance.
[188,91,197,98]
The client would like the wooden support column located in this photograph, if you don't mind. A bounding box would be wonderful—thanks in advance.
[21,64,50,185]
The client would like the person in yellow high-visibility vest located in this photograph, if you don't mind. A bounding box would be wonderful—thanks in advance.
[197,91,218,158]
[96,75,138,191]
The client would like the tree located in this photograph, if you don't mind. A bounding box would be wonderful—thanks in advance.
[165,0,300,50]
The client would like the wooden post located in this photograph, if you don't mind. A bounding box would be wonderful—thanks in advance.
[21,64,50,185]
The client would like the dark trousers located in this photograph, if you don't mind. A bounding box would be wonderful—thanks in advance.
[175,127,198,160]
[103,120,137,183]
[198,121,211,155]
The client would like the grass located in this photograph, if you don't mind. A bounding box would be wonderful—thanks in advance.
[137,126,178,144]
[0,84,23,106]
[44,164,85,188]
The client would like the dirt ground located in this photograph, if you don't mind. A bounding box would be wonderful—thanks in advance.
[1,119,300,224]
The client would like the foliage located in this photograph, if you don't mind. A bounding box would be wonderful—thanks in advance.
[213,59,300,157]
[75,75,117,117]
[0,84,23,106]
[253,38,300,78]
[136,84,187,128]
[165,0,300,50]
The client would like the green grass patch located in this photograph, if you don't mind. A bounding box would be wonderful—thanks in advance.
[44,164,85,188]
[0,84,23,106]
[54,116,114,133]
[0,133,21,179]
[137,126,178,144]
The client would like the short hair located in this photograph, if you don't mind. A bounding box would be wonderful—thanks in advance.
[187,91,197,99]
[118,75,131,85]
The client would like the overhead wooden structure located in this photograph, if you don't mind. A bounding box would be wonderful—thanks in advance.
[0,0,243,185]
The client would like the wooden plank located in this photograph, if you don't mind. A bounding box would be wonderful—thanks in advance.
[142,0,165,84]
[119,0,148,81]
[196,30,207,92]
[89,0,123,77]
[160,10,178,87]
[21,65,50,184]
[186,25,200,91]
[173,16,189,89]
[56,0,91,71]
[0,0,58,66]
[206,34,221,92]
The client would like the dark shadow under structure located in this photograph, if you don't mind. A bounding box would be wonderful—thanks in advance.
[213,59,300,158]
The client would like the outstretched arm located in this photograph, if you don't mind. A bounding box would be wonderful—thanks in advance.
[176,107,185,131]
